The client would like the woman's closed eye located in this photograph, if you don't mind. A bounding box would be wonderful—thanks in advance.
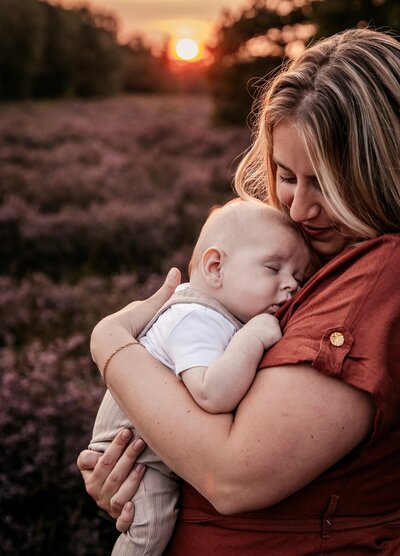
[278,174,297,185]
[277,170,321,192]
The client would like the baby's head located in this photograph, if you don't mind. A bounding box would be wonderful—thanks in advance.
[189,198,310,323]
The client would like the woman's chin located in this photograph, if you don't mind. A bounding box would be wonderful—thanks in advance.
[309,235,349,258]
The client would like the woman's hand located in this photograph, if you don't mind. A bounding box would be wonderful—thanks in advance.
[90,267,181,373]
[79,269,181,530]
[77,430,147,532]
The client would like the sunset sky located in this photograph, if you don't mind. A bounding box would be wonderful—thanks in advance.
[57,0,248,47]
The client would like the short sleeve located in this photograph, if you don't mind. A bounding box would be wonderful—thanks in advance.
[164,306,236,374]
[259,235,400,437]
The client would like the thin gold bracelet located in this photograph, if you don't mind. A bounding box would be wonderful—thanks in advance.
[102,341,143,387]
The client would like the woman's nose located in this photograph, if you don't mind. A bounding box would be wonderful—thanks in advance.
[288,183,320,223]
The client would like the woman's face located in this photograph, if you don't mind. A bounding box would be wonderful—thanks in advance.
[273,121,351,257]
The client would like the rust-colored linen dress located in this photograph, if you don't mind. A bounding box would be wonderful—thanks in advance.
[165,234,400,555]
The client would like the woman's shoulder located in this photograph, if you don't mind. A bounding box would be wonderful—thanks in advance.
[339,232,399,260]
[320,232,399,278]
[282,233,400,326]
[296,233,400,303]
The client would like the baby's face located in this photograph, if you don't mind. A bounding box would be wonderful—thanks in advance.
[220,222,309,323]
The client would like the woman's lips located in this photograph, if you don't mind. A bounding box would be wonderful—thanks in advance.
[302,224,332,238]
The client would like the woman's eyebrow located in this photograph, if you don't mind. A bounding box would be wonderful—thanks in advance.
[273,158,317,180]
[273,158,292,172]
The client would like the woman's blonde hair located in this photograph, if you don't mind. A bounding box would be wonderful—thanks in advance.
[235,28,400,239]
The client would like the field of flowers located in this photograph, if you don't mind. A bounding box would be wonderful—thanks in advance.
[0,94,249,555]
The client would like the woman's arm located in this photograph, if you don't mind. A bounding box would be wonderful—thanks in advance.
[91,272,374,515]
[104,341,373,514]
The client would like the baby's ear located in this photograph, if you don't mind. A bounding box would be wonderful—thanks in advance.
[201,247,224,287]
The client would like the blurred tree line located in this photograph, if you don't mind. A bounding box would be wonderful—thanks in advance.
[210,0,400,123]
[0,0,174,99]
[1,0,399,121]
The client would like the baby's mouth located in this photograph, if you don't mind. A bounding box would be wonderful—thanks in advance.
[268,302,284,313]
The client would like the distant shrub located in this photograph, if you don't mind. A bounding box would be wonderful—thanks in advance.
[0,273,147,347]
[0,338,117,555]
[0,96,249,280]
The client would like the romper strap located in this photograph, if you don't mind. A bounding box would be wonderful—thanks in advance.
[138,286,243,340]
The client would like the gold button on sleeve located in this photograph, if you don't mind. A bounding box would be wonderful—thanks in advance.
[330,332,345,347]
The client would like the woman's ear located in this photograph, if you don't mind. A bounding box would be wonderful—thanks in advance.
[201,247,224,288]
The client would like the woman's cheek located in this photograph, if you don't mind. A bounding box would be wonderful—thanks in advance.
[276,181,292,208]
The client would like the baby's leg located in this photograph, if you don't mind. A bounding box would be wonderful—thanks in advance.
[90,389,133,451]
[90,390,179,554]
[112,448,179,556]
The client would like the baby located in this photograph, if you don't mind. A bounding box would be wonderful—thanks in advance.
[89,198,310,555]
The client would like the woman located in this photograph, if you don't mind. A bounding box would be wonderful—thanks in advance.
[79,28,400,553]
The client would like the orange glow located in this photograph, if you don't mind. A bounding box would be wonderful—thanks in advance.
[173,38,200,61]
[158,19,209,62]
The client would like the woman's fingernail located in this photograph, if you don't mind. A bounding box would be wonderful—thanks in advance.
[134,438,145,450]
[121,429,132,440]
[123,501,133,512]
[167,268,179,281]
[134,463,145,473]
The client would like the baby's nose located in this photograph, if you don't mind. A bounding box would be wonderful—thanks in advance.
[282,275,299,295]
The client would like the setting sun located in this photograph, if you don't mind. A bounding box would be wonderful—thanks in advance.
[160,19,208,63]
[174,38,200,61]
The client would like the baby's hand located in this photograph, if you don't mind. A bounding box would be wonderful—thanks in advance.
[240,314,282,349]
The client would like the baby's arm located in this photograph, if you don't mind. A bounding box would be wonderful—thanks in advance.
[181,313,281,414]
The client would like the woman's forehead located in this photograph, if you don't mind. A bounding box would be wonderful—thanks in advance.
[272,122,316,177]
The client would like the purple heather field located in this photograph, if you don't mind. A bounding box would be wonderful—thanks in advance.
[0,94,249,555]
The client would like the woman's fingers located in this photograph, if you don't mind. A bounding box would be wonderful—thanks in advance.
[77,430,147,524]
[79,429,138,512]
[111,462,146,529]
[116,502,135,533]
[121,268,182,337]
[146,268,181,314]
[87,430,134,500]
[103,439,146,518]
[97,438,145,518]
[77,448,102,473]
[110,463,145,517]
[98,436,145,514]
